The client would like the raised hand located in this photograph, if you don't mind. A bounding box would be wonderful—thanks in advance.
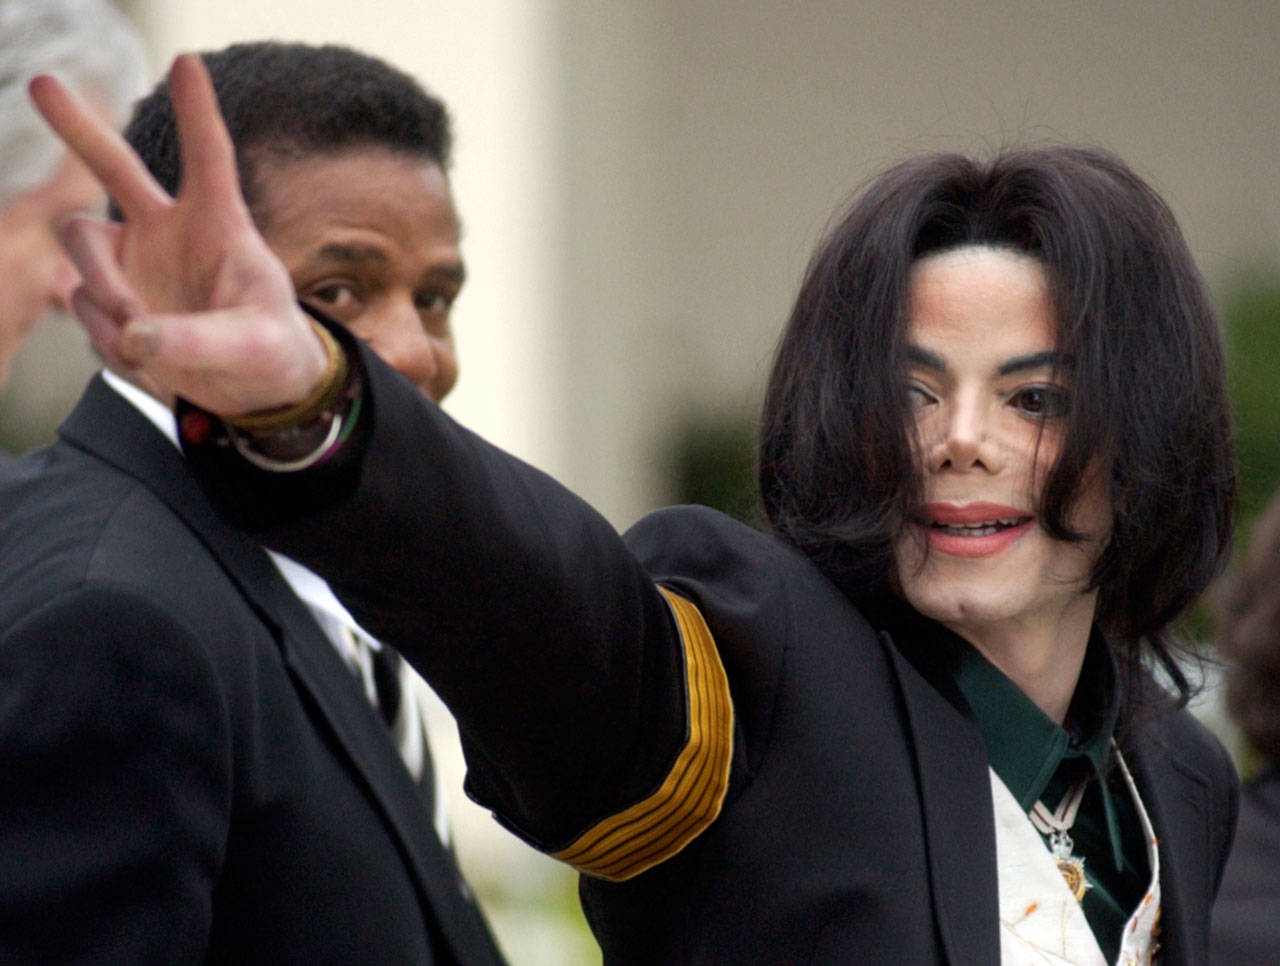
[29,54,327,416]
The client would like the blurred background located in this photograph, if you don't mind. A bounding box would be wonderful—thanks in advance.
[2,2,1276,962]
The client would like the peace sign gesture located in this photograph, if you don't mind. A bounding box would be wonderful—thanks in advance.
[29,54,326,416]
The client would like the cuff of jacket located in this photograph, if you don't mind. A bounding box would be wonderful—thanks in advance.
[552,586,734,881]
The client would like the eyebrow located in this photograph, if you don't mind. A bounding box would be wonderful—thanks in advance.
[905,345,1070,376]
[906,345,947,372]
[307,243,467,285]
[313,243,385,265]
[996,350,1071,376]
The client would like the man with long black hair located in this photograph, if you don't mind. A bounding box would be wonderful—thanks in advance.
[35,56,1237,963]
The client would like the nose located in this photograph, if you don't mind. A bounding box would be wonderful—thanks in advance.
[367,300,458,403]
[925,390,1004,475]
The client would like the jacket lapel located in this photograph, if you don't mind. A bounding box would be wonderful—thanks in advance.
[59,377,501,963]
[881,630,1001,966]
[1123,729,1212,966]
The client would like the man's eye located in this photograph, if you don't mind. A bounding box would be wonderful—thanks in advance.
[1010,385,1069,419]
[415,292,450,315]
[906,382,936,412]
[311,283,356,307]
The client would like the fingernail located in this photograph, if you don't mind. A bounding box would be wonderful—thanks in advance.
[119,321,160,364]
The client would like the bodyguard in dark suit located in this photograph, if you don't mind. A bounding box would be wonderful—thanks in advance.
[0,379,497,963]
[35,60,1239,964]
[0,44,502,964]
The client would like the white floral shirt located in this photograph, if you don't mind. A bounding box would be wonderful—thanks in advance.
[993,751,1160,965]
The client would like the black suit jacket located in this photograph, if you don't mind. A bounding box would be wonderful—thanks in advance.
[185,340,1238,964]
[0,376,504,964]
[605,508,1234,964]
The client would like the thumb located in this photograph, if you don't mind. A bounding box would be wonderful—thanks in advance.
[122,304,329,417]
[119,319,162,365]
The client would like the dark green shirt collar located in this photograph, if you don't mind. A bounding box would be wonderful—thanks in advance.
[953,628,1120,812]
[942,623,1131,879]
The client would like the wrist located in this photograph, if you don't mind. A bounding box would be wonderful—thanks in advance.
[225,319,346,433]
[224,356,364,471]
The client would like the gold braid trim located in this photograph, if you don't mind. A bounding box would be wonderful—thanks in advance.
[553,586,734,881]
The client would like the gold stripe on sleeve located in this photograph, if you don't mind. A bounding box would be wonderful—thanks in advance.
[552,586,734,881]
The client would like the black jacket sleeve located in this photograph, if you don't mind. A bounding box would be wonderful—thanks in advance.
[183,332,723,869]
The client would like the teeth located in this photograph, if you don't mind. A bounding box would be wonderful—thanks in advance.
[932,518,1024,536]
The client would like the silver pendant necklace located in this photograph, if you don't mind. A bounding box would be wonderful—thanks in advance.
[1028,778,1092,902]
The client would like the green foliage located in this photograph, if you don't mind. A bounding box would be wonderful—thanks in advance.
[1225,274,1280,530]
[669,415,763,528]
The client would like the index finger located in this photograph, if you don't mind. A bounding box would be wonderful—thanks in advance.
[28,74,170,220]
[168,53,243,207]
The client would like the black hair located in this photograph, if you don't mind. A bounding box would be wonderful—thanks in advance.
[118,41,451,224]
[759,145,1234,710]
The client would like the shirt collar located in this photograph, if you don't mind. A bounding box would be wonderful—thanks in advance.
[98,370,376,661]
[100,368,179,448]
[870,598,1121,812]
[953,629,1120,811]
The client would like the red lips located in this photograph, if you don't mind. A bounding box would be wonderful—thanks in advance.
[917,502,1034,557]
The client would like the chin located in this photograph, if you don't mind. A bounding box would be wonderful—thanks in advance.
[901,579,1017,631]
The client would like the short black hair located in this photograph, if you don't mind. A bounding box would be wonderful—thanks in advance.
[759,145,1233,709]
[119,41,451,223]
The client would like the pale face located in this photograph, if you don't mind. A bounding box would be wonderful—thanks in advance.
[0,151,104,388]
[255,149,464,403]
[892,246,1111,653]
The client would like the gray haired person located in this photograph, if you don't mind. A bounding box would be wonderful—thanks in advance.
[0,0,147,393]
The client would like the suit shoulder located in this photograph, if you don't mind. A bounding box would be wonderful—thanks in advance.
[623,505,878,776]
[2,455,137,598]
[1,453,260,657]
[625,505,826,592]
[1143,704,1238,785]
[624,505,869,638]
[6,488,200,603]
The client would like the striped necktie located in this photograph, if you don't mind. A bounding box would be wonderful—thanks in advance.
[342,626,437,818]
